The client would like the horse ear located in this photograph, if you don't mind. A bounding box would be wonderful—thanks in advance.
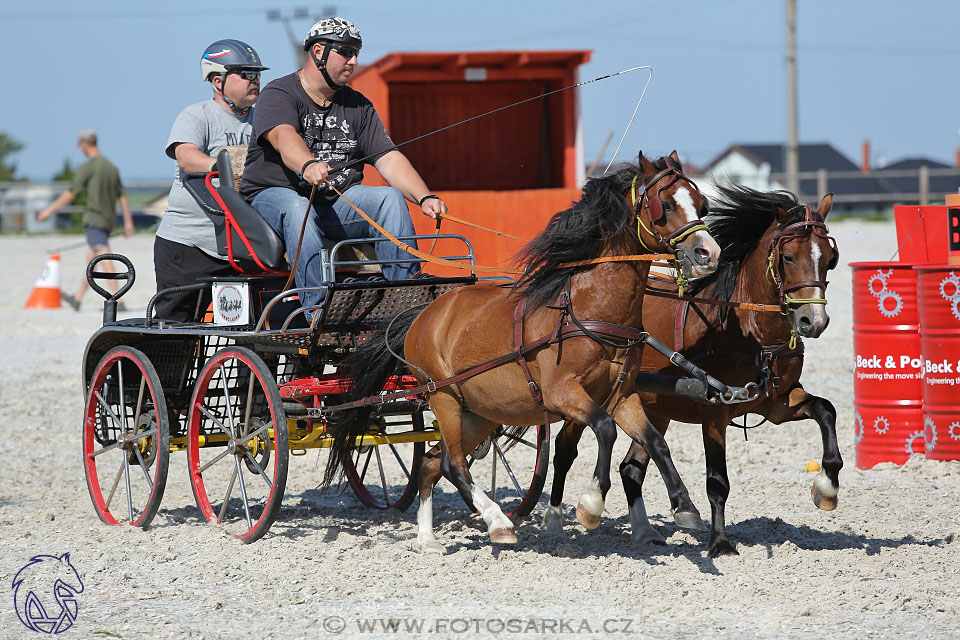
[818,192,834,220]
[669,150,682,168]
[59,552,70,563]
[639,151,657,176]
[775,206,791,223]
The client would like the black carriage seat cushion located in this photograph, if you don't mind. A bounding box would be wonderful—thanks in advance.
[215,148,288,272]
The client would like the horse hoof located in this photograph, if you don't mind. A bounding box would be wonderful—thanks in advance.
[415,539,447,555]
[707,540,739,558]
[542,507,565,535]
[812,484,838,511]
[631,528,666,545]
[490,527,518,544]
[575,503,602,530]
[673,510,707,531]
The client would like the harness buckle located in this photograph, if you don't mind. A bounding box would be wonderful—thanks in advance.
[426,380,437,393]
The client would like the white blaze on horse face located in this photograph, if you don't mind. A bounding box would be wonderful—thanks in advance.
[810,240,823,296]
[673,187,699,223]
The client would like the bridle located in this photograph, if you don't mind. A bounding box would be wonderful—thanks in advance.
[766,204,838,310]
[630,157,710,293]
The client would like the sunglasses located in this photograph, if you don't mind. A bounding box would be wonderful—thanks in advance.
[329,44,360,60]
[231,70,261,81]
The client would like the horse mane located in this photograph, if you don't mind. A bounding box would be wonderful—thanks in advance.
[690,184,817,317]
[512,160,662,309]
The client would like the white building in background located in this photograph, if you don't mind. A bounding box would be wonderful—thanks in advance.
[0,183,59,232]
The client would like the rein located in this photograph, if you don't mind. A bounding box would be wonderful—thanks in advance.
[325,182,676,274]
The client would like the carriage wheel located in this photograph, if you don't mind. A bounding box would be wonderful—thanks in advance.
[466,424,549,518]
[344,411,425,511]
[83,346,170,529]
[186,347,288,543]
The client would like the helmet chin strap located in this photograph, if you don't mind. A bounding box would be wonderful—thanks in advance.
[216,74,250,115]
[309,44,341,90]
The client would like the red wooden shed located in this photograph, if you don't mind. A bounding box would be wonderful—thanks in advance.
[350,50,592,276]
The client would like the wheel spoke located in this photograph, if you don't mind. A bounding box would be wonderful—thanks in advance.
[236,423,270,447]
[117,360,128,438]
[358,447,373,483]
[104,458,125,510]
[132,443,153,490]
[243,450,274,490]
[198,405,236,442]
[94,390,123,432]
[490,446,498,503]
[234,456,253,529]
[199,447,233,474]
[133,376,146,425]
[498,429,537,451]
[494,440,524,495]
[374,446,389,504]
[90,439,123,458]
[219,364,237,434]
[218,465,238,522]
[388,443,411,480]
[242,373,256,437]
[123,447,134,523]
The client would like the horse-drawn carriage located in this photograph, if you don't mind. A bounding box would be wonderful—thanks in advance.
[80,150,836,553]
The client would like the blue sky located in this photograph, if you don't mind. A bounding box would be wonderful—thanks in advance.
[3,0,959,180]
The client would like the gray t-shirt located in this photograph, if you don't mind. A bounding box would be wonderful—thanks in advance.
[157,99,254,257]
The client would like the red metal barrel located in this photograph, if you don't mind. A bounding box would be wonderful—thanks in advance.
[915,265,960,461]
[851,262,925,469]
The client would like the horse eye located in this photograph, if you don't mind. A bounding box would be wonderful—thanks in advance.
[661,200,673,211]
[782,254,795,264]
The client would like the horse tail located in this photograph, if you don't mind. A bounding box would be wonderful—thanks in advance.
[322,310,419,488]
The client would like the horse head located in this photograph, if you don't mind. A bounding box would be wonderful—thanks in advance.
[635,150,721,280]
[769,193,838,338]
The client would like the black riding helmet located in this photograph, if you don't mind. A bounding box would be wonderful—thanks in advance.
[302,17,362,90]
[201,39,268,114]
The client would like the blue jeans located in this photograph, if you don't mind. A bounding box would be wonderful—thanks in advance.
[252,185,420,310]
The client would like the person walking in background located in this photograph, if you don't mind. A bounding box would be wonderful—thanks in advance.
[240,17,446,312]
[153,39,268,322]
[37,129,133,310]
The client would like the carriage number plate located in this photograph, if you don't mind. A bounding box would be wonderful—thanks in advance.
[212,282,250,326]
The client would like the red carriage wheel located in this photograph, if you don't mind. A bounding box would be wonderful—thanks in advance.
[186,347,288,543]
[466,424,549,518]
[343,411,425,511]
[83,346,170,528]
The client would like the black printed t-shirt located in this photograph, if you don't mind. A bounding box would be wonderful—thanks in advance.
[239,72,396,205]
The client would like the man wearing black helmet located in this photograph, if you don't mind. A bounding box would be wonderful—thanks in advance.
[153,39,269,322]
[240,17,446,311]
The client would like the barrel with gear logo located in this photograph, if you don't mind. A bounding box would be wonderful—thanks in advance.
[851,262,924,468]
[915,265,960,461]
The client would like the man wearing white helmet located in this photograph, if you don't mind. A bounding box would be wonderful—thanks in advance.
[154,39,269,321]
[240,17,447,311]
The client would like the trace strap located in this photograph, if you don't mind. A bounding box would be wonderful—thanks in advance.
[324,182,670,274]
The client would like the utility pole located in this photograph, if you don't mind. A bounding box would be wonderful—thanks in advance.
[785,0,800,195]
[267,6,336,68]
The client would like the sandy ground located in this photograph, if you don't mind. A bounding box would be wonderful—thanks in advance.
[1,219,958,640]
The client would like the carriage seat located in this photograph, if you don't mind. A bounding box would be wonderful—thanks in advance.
[214,147,380,274]
[212,147,287,273]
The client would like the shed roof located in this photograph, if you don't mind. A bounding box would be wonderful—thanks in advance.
[354,50,591,81]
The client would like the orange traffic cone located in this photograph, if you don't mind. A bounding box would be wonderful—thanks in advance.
[24,253,63,309]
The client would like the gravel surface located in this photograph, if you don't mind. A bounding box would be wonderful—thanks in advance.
[1,219,958,639]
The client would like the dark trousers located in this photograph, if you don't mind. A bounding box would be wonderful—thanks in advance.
[153,236,236,322]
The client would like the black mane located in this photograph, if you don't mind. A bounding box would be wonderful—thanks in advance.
[512,160,666,309]
[691,184,816,312]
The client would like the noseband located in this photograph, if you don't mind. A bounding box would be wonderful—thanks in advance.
[766,204,838,310]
